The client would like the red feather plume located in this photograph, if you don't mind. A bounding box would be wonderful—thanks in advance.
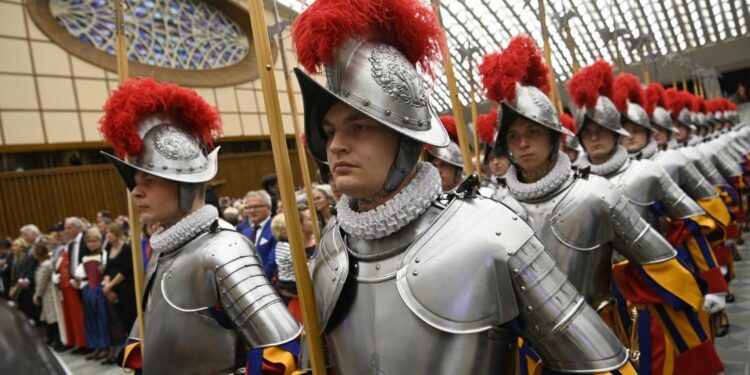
[728,101,737,111]
[645,83,668,116]
[613,73,645,113]
[719,98,731,112]
[705,99,718,113]
[560,113,576,133]
[559,113,576,142]
[99,77,221,158]
[439,115,457,142]
[478,34,549,103]
[566,60,614,109]
[665,89,692,118]
[477,108,498,144]
[291,0,444,77]
[691,96,706,113]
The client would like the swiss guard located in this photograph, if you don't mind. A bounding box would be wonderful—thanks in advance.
[568,61,724,374]
[291,0,629,373]
[98,78,301,373]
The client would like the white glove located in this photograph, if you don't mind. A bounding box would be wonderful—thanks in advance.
[703,293,726,314]
[52,273,60,285]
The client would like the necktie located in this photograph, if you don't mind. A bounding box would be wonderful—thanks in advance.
[251,224,261,244]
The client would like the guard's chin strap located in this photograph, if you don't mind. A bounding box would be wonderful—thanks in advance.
[178,183,202,213]
[383,137,422,192]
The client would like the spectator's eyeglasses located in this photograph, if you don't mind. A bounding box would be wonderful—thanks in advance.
[246,205,269,210]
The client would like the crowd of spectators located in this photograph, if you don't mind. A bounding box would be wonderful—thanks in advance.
[0,173,340,363]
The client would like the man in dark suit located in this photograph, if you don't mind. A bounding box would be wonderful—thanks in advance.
[240,190,277,280]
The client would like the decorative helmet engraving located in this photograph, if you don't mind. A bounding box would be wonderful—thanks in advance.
[291,0,448,162]
[99,78,221,190]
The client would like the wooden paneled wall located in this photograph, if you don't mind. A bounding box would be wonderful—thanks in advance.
[0,150,316,238]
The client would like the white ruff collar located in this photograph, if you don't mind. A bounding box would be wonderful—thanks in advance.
[587,145,629,176]
[337,162,441,240]
[505,152,572,201]
[150,205,218,254]
[629,139,658,160]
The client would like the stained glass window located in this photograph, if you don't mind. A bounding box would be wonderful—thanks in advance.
[51,0,249,70]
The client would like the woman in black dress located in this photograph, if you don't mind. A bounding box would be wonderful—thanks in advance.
[102,222,135,364]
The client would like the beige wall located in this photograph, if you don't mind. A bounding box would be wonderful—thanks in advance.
[0,0,313,147]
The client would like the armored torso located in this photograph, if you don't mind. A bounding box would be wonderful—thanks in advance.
[312,195,627,374]
[601,158,704,231]
[494,171,673,304]
[137,221,301,374]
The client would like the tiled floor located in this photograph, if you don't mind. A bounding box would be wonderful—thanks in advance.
[717,237,750,375]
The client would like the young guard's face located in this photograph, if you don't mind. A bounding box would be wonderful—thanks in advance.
[621,122,650,153]
[322,102,401,199]
[131,171,181,226]
[506,118,553,173]
[579,121,618,164]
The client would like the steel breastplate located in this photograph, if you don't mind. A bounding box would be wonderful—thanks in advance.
[312,196,530,374]
[605,160,661,227]
[141,233,237,374]
[496,176,615,304]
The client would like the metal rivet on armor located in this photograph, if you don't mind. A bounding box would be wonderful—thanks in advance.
[148,163,154,168]
[385,110,392,116]
[507,251,512,256]
[375,264,381,270]
[412,271,419,276]
[527,306,534,312]
[218,277,223,281]
[189,167,194,172]
[221,289,226,294]
[176,168,182,172]
[520,286,526,292]
[343,90,351,97]
[265,64,272,71]
[334,266,339,271]
[403,116,411,123]
[512,216,518,221]
[332,277,337,281]
[162,166,168,170]
[495,231,502,236]
[415,258,420,263]
[513,268,520,274]
[363,99,370,106]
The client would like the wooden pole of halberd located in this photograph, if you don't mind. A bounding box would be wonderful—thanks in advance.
[433,0,475,175]
[271,0,321,244]
[114,0,146,352]
[245,2,326,373]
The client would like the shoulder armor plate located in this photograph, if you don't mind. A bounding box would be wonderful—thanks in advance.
[550,176,618,250]
[396,197,531,333]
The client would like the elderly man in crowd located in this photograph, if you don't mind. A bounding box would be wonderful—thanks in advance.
[240,190,277,280]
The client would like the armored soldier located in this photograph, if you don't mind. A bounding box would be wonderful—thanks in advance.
[99,78,301,373]
[291,2,629,373]
[425,116,465,192]
[567,62,725,374]
[478,39,718,374]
